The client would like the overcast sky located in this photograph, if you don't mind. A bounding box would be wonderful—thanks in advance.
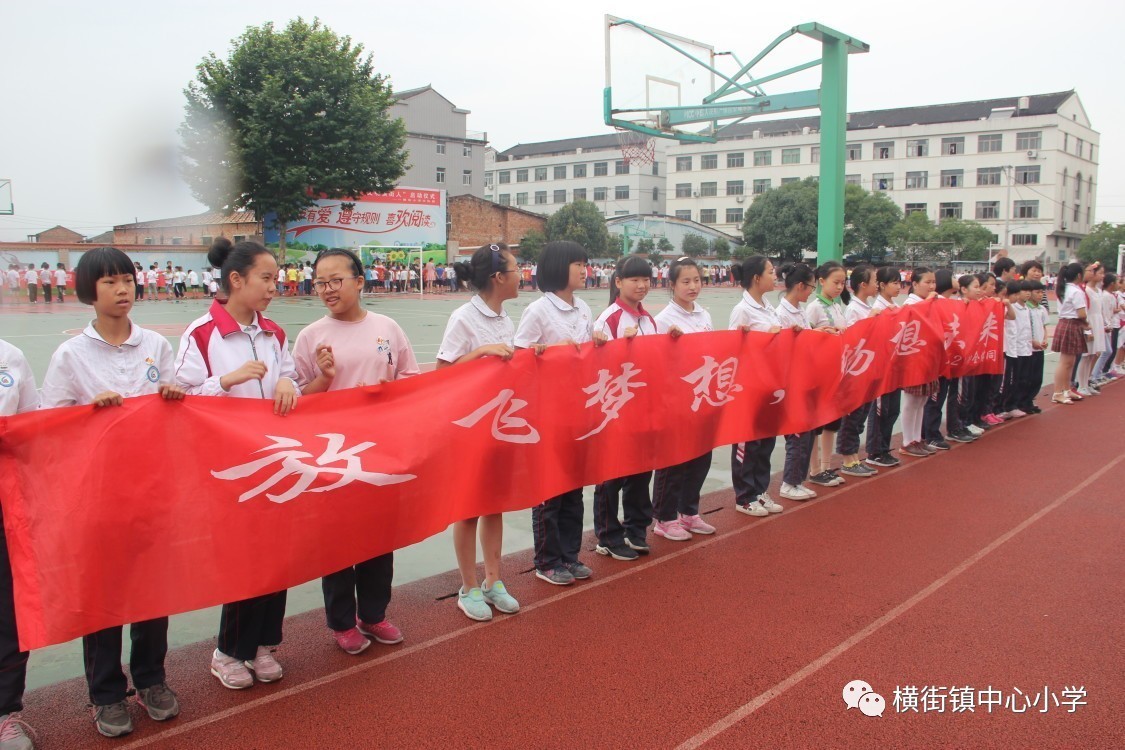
[1,0,1122,241]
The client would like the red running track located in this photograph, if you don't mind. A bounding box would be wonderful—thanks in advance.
[20,385,1125,749]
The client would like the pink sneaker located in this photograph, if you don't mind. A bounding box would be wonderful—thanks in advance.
[333,627,371,655]
[679,514,716,535]
[358,619,403,645]
[210,649,253,690]
[983,414,1004,425]
[653,518,691,541]
[243,646,283,683]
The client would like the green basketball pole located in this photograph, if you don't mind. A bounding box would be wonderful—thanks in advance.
[816,34,848,264]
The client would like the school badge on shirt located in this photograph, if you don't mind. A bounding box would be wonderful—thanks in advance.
[144,357,159,383]
[376,337,393,366]
[0,363,12,388]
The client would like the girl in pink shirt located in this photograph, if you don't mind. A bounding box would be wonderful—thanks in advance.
[294,249,420,655]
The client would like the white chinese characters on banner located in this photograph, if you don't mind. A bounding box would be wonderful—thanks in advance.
[681,356,743,412]
[978,311,999,345]
[943,314,967,365]
[577,363,647,440]
[452,389,541,444]
[212,434,416,504]
[842,338,876,377]
[891,321,927,356]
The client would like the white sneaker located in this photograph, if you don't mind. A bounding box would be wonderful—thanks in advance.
[758,493,784,513]
[735,500,769,517]
[780,483,817,501]
[966,424,984,436]
[1076,387,1095,397]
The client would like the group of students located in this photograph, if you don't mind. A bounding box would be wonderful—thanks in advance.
[131,263,214,302]
[0,238,1115,748]
[3,264,68,305]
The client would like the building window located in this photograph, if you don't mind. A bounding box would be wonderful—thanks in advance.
[977,167,1002,186]
[873,173,893,191]
[574,164,587,178]
[845,144,862,161]
[436,167,446,183]
[171,237,183,245]
[1075,172,1082,199]
[700,182,717,197]
[701,154,718,170]
[594,162,608,176]
[811,146,820,163]
[978,134,1002,153]
[594,187,607,201]
[573,188,587,201]
[939,202,963,220]
[727,180,744,196]
[941,169,964,188]
[675,183,692,198]
[652,186,659,201]
[498,194,511,206]
[463,144,472,157]
[976,201,999,220]
[516,169,528,182]
[462,170,472,186]
[553,189,566,203]
[676,156,692,172]
[727,152,745,168]
[615,185,630,200]
[753,150,772,166]
[516,192,528,206]
[845,174,861,186]
[535,191,547,205]
[535,167,547,181]
[1016,131,1042,150]
[941,137,964,155]
[874,141,894,160]
[615,160,629,175]
[726,208,744,223]
[780,177,799,185]
[906,139,928,157]
[675,210,691,221]
[498,171,511,184]
[232,235,247,243]
[1011,234,1038,246]
[1014,166,1040,184]
[1074,203,1080,222]
[1014,200,1039,219]
[652,162,659,176]
[1087,205,1092,224]
[700,209,717,224]
[752,178,771,194]
[554,165,567,180]
[436,141,446,154]
[782,148,801,164]
[143,237,154,245]
[1076,137,1085,157]
[905,171,928,189]
[904,203,927,216]
[615,210,629,216]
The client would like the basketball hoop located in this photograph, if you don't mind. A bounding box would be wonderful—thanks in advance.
[615,128,656,166]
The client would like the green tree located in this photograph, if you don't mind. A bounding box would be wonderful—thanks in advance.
[890,211,938,262]
[935,218,995,262]
[545,201,613,257]
[846,185,902,261]
[682,233,710,257]
[741,178,818,261]
[731,244,754,260]
[657,237,675,254]
[180,18,407,260]
[635,237,655,254]
[1077,222,1125,267]
[711,236,731,259]
[518,230,547,262]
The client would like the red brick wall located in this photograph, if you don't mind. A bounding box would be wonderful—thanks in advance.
[113,222,261,246]
[449,196,545,248]
[34,227,84,244]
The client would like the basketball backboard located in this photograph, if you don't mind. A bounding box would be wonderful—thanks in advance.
[0,180,12,215]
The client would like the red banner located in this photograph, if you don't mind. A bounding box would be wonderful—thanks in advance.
[0,299,1002,649]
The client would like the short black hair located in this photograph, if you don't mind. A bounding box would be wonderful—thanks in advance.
[313,248,363,277]
[1006,280,1024,295]
[75,247,136,305]
[935,269,955,295]
[1024,279,1045,292]
[736,256,770,290]
[208,237,275,293]
[992,256,1016,276]
[1020,259,1043,276]
[536,241,587,293]
[608,255,652,304]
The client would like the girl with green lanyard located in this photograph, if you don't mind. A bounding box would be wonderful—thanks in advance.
[804,261,850,486]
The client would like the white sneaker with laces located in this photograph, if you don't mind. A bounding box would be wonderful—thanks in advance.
[966,424,984,436]
[780,483,816,501]
[736,500,769,517]
[758,493,784,513]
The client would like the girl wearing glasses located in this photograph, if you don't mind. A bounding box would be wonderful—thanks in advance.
[294,248,420,655]
[436,243,522,622]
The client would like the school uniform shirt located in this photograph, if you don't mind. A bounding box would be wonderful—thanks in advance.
[775,298,809,329]
[54,269,67,287]
[805,296,848,330]
[1003,308,1019,358]
[437,295,515,363]
[593,300,658,340]
[188,271,199,286]
[1100,289,1117,330]
[902,293,926,307]
[872,295,899,313]
[293,312,420,390]
[654,300,713,335]
[277,269,287,285]
[1012,303,1033,357]
[24,269,37,287]
[40,322,173,407]
[1057,284,1086,320]
[175,300,299,399]
[0,340,40,416]
[844,296,874,326]
[6,270,18,289]
[135,270,146,285]
[514,292,594,347]
[1029,304,1048,346]
[728,291,782,332]
[39,269,52,286]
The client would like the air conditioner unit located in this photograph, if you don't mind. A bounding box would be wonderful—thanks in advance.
[1027,150,1039,159]
[1061,221,1068,230]
[736,195,745,203]
[692,191,699,198]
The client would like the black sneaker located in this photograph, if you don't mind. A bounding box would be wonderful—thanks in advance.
[926,439,952,451]
[137,683,180,721]
[864,453,898,468]
[972,421,993,431]
[947,430,975,443]
[93,701,134,738]
[624,537,650,554]
[1026,405,1042,414]
[807,470,838,487]
[595,543,639,561]
[564,561,593,580]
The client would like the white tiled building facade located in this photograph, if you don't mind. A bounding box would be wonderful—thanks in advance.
[485,134,668,217]
[664,91,1098,265]
[391,86,488,198]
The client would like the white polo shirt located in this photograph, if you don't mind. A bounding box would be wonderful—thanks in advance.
[188,271,199,286]
[437,295,515,363]
[0,340,39,416]
[806,296,848,330]
[728,291,781,332]
[902,293,926,306]
[54,269,67,287]
[845,296,874,326]
[593,300,658,339]
[1013,302,1033,357]
[1029,303,1048,345]
[776,297,808,329]
[1057,284,1086,319]
[872,295,899,312]
[654,300,713,334]
[514,292,593,347]
[24,269,36,286]
[40,322,173,407]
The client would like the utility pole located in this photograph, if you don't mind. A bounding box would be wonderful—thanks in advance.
[994,164,1013,270]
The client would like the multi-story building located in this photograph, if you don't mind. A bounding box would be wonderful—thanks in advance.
[665,90,1098,265]
[391,85,488,198]
[485,134,668,217]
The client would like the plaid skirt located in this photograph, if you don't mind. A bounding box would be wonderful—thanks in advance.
[904,379,940,398]
[1051,318,1087,355]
